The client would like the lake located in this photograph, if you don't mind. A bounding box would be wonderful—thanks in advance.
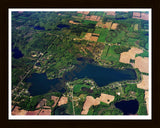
[12,47,24,59]
[26,73,66,96]
[26,63,137,96]
[114,99,139,115]
[63,63,137,87]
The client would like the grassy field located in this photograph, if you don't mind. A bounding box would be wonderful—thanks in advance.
[80,32,86,38]
[82,20,97,25]
[102,45,120,63]
[73,84,91,93]
[101,45,110,60]
[65,101,73,114]
[88,12,105,16]
[94,28,109,43]
[106,31,127,44]
[135,50,149,58]
[145,42,149,50]
[94,27,102,34]
[103,29,139,47]
[127,38,138,46]
[77,13,82,17]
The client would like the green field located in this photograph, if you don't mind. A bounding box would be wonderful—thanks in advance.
[136,50,149,58]
[94,28,109,43]
[88,12,105,16]
[12,11,149,116]
[101,45,110,60]
[73,84,91,93]
[77,13,82,17]
[101,45,120,63]
[82,20,97,25]
[106,31,127,44]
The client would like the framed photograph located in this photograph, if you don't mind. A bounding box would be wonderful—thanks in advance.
[9,8,152,120]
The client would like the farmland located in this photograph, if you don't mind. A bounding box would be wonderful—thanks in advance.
[11,10,149,116]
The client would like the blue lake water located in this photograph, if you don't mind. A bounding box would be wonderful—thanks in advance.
[114,99,139,115]
[26,73,66,96]
[63,63,137,87]
[25,63,137,96]
[12,47,24,59]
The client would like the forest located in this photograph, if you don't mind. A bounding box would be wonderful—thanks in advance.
[11,11,149,116]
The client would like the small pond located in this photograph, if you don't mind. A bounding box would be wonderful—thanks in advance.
[57,24,70,29]
[114,99,139,115]
[12,47,24,59]
[115,17,128,20]
[34,26,45,30]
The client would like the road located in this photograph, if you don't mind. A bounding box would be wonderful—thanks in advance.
[12,36,59,100]
[71,86,75,115]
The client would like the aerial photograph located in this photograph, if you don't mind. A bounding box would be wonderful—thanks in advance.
[9,9,151,119]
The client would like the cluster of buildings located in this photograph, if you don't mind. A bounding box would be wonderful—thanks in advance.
[12,96,68,115]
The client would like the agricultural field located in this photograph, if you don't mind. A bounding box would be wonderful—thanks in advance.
[10,10,150,118]
[94,28,109,43]
[101,45,120,63]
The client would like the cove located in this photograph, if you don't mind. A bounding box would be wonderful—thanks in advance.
[26,63,137,96]
[114,99,139,115]
[25,73,66,96]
